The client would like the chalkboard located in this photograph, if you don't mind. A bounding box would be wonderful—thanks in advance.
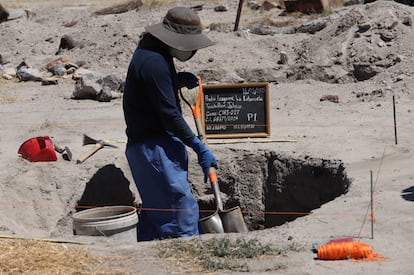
[202,82,270,138]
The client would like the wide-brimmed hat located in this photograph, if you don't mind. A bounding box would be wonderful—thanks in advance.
[145,7,214,51]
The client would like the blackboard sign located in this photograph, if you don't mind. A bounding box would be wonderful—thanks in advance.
[202,82,270,138]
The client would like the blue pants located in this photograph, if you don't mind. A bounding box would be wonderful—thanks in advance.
[126,136,199,241]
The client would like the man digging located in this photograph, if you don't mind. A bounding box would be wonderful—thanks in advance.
[123,7,218,241]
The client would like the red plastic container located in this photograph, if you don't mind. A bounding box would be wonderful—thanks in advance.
[18,136,57,162]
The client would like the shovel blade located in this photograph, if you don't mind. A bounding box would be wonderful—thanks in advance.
[220,206,249,233]
[199,212,225,234]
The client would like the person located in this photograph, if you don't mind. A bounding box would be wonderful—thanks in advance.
[123,6,218,241]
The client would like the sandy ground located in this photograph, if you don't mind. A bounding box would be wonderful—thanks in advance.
[1,0,414,274]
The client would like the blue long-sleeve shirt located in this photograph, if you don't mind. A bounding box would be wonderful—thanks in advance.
[123,45,195,146]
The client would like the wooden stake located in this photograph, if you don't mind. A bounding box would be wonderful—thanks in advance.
[393,95,397,145]
[234,0,244,31]
[370,170,374,239]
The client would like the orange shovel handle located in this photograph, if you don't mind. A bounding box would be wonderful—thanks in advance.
[209,167,223,211]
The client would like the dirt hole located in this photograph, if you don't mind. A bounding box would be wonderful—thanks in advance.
[74,150,351,233]
[197,149,351,231]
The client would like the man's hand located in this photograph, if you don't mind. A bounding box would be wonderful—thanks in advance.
[177,72,199,89]
[189,136,218,182]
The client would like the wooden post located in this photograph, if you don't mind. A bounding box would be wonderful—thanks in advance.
[234,0,244,31]
[393,95,397,145]
[370,170,374,239]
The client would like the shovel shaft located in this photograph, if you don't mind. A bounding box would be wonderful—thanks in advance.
[209,167,223,211]
[195,117,207,144]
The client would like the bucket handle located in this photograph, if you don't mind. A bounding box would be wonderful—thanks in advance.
[95,227,107,237]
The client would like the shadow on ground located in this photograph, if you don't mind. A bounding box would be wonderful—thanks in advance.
[76,164,136,211]
[401,186,414,201]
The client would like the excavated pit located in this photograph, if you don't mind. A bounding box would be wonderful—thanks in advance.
[75,149,351,232]
[195,149,351,231]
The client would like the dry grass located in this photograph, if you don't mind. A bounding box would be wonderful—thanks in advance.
[0,96,25,102]
[0,239,129,274]
[28,119,62,132]
[1,0,134,9]
[158,237,289,272]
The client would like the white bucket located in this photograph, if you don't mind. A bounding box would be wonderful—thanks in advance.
[72,205,138,242]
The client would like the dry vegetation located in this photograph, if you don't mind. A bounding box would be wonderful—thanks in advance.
[0,239,129,274]
[157,237,305,272]
[1,0,129,8]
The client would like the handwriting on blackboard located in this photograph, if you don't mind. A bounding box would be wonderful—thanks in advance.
[202,83,270,138]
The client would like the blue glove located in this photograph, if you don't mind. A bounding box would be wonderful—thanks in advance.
[189,136,218,182]
[177,72,199,89]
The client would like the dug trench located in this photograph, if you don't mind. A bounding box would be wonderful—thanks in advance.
[73,148,351,235]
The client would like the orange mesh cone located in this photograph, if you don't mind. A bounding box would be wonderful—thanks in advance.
[317,241,385,261]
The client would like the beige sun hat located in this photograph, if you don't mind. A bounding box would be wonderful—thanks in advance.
[145,7,214,51]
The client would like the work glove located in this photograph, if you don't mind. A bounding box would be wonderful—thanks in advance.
[189,136,218,183]
[177,72,199,89]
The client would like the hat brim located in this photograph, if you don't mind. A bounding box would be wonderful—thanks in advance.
[146,23,214,51]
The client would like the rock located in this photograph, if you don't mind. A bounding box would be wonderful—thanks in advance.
[16,67,43,82]
[66,67,76,75]
[278,51,288,65]
[99,74,123,92]
[2,73,12,80]
[46,57,78,75]
[72,73,123,101]
[283,0,330,14]
[263,1,279,11]
[56,35,80,55]
[296,19,327,34]
[190,4,203,11]
[48,64,67,76]
[352,63,378,81]
[45,56,73,70]
[214,5,228,12]
[0,4,8,23]
[7,9,25,20]
[72,73,103,100]
[72,68,94,80]
[24,9,36,20]
[379,31,396,42]
[247,1,261,10]
[237,29,251,40]
[394,74,405,82]
[41,78,59,85]
[92,0,142,16]
[401,16,412,26]
[2,67,16,78]
[250,25,296,35]
[96,90,113,102]
[383,17,399,29]
[357,21,371,32]
[320,95,339,103]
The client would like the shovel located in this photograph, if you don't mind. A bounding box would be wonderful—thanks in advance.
[180,77,248,234]
[76,134,118,164]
